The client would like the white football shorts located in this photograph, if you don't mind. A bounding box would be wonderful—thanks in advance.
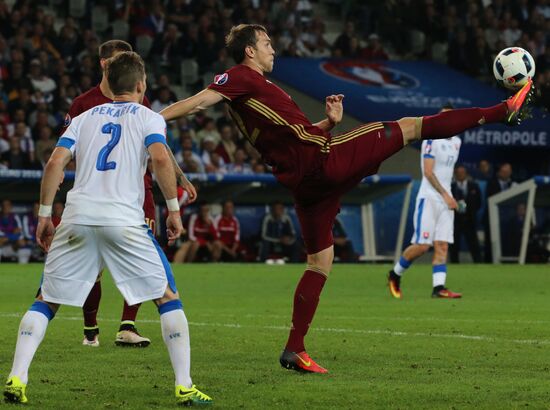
[41,224,176,307]
[410,197,454,245]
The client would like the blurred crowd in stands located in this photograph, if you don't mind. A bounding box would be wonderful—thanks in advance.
[0,0,548,263]
[0,0,547,175]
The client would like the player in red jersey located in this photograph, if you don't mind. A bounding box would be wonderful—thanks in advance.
[173,202,220,263]
[62,40,197,347]
[213,200,241,261]
[160,24,534,373]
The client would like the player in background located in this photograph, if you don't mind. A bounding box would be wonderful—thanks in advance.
[388,105,462,299]
[160,24,534,373]
[65,40,196,348]
[3,52,211,406]
[214,199,241,261]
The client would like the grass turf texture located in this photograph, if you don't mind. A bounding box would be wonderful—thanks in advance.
[1,263,549,409]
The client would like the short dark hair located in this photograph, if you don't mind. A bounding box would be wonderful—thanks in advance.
[106,51,145,95]
[225,24,267,64]
[99,40,132,59]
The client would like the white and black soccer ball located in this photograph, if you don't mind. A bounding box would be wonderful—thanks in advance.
[493,47,536,90]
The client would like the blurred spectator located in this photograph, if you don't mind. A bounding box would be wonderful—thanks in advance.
[360,34,388,61]
[259,201,299,263]
[214,200,241,261]
[195,117,221,146]
[224,147,252,174]
[0,137,35,169]
[450,165,482,263]
[484,162,515,262]
[151,86,176,113]
[0,199,28,263]
[333,217,357,262]
[173,202,221,263]
[28,58,56,95]
[15,202,42,262]
[333,21,356,57]
[34,126,55,166]
[201,136,225,173]
[215,123,237,163]
[474,159,493,182]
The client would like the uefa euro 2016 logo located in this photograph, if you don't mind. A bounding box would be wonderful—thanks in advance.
[321,60,419,89]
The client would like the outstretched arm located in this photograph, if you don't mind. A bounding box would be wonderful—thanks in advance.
[160,89,224,122]
[313,94,344,132]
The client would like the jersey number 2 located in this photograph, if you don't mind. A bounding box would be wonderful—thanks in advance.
[96,123,121,171]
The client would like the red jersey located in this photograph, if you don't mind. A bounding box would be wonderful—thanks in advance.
[208,64,328,189]
[63,85,156,220]
[187,213,218,246]
[214,214,240,247]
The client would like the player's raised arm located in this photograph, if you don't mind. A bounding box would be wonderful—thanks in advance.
[313,94,344,132]
[160,89,223,122]
[37,146,73,251]
[148,142,183,245]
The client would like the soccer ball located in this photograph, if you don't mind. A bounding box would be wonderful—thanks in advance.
[493,47,536,90]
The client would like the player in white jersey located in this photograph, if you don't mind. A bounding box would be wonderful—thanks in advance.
[388,105,463,299]
[3,52,212,406]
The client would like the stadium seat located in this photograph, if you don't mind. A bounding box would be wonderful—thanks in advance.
[91,6,109,33]
[69,0,86,18]
[180,59,199,87]
[135,35,154,59]
[112,20,130,41]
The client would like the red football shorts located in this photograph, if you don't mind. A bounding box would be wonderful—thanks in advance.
[294,121,404,254]
[143,188,156,233]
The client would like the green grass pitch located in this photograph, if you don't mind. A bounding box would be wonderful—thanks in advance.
[1,263,550,409]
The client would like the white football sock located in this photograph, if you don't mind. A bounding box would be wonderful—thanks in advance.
[432,264,447,288]
[393,256,412,276]
[9,310,50,384]
[160,309,192,388]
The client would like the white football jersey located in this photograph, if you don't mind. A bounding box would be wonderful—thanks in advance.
[58,101,166,226]
[417,137,461,202]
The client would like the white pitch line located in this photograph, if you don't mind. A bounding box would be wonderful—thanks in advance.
[0,312,549,346]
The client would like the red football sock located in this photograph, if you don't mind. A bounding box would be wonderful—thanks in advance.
[121,301,141,323]
[421,103,507,139]
[83,281,101,328]
[285,270,327,353]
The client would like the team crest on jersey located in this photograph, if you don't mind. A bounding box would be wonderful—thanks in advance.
[64,113,71,127]
[423,232,430,239]
[214,73,228,85]
[424,142,432,154]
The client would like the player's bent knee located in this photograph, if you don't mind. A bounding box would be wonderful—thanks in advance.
[155,285,180,306]
[306,246,334,276]
[34,295,60,314]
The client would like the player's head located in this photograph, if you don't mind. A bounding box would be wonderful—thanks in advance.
[106,51,146,103]
[226,24,275,73]
[99,40,132,71]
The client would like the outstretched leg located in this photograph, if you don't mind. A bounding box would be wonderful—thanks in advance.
[399,79,534,145]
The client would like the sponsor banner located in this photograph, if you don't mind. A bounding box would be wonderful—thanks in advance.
[271,58,548,147]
